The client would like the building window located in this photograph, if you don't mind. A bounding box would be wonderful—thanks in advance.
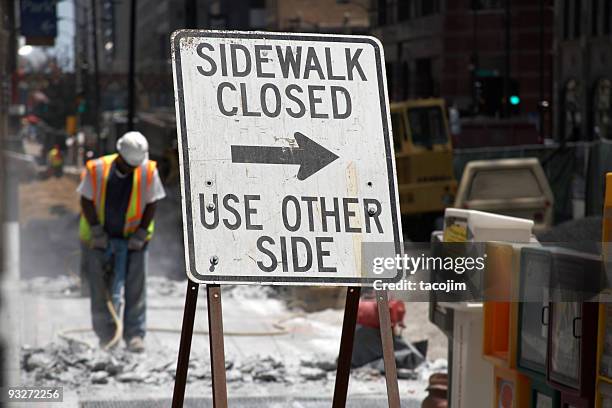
[415,0,441,17]
[564,0,571,39]
[593,78,611,140]
[471,0,503,10]
[573,0,582,38]
[401,61,410,99]
[386,62,394,100]
[421,0,440,16]
[415,58,433,97]
[397,0,440,21]
[604,0,611,34]
[391,112,405,151]
[592,0,599,36]
[563,79,582,141]
[249,0,266,28]
[249,8,267,29]
[563,0,583,39]
[398,0,412,21]
[378,0,387,25]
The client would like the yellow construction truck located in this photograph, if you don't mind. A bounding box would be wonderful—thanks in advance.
[391,98,457,240]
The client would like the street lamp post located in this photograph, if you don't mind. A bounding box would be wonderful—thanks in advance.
[127,0,136,131]
[71,0,101,154]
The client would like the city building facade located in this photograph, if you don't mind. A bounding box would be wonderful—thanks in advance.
[554,0,612,141]
[370,0,554,143]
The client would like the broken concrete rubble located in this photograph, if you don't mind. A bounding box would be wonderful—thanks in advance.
[299,356,337,372]
[25,340,405,389]
[298,367,327,381]
[22,341,180,387]
[22,339,444,393]
[238,355,287,382]
[17,271,445,405]
[90,371,109,384]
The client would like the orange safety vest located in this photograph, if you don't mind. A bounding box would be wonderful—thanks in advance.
[79,153,156,242]
[48,147,63,168]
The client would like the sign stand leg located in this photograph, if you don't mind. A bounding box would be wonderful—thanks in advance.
[332,286,361,407]
[376,290,401,407]
[207,284,228,407]
[172,279,199,408]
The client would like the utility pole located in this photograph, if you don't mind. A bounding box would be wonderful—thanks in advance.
[538,0,545,139]
[471,1,479,115]
[7,0,16,107]
[90,0,102,153]
[503,0,511,118]
[2,0,22,389]
[127,0,136,131]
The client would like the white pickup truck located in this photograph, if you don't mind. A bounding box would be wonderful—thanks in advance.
[454,158,554,232]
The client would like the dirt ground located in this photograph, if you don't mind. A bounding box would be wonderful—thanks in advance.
[19,175,81,223]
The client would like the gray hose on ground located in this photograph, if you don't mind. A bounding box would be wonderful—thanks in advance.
[57,324,290,350]
[57,288,124,350]
[101,291,123,350]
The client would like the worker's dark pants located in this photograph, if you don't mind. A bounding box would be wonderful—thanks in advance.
[85,246,147,344]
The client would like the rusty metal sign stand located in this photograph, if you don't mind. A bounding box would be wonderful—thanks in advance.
[171,281,400,408]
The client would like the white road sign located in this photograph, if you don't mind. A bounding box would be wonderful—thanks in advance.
[171,30,402,285]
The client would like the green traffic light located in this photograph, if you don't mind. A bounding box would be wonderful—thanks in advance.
[510,95,520,105]
[77,101,87,113]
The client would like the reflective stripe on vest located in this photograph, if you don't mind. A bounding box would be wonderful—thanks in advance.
[79,154,156,242]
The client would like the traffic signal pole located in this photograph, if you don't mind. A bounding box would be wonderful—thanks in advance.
[90,0,102,153]
[186,0,197,29]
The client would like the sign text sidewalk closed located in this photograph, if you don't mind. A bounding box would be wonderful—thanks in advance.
[171,30,402,285]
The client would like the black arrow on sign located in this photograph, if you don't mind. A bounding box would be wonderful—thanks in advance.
[231,132,339,181]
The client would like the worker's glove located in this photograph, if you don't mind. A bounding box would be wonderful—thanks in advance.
[90,225,108,250]
[128,228,148,251]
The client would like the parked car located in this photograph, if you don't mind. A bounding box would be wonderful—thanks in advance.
[454,158,554,232]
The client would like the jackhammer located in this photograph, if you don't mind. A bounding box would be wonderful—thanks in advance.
[101,239,129,350]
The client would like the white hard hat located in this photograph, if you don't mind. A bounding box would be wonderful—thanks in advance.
[116,131,148,166]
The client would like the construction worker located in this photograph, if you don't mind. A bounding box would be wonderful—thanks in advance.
[47,144,63,177]
[77,131,165,352]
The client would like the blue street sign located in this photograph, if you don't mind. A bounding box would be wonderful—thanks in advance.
[20,0,57,39]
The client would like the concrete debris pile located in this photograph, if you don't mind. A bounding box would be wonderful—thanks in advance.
[21,341,182,387]
[298,356,337,381]
[234,355,286,382]
[225,354,339,383]
[21,341,348,390]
